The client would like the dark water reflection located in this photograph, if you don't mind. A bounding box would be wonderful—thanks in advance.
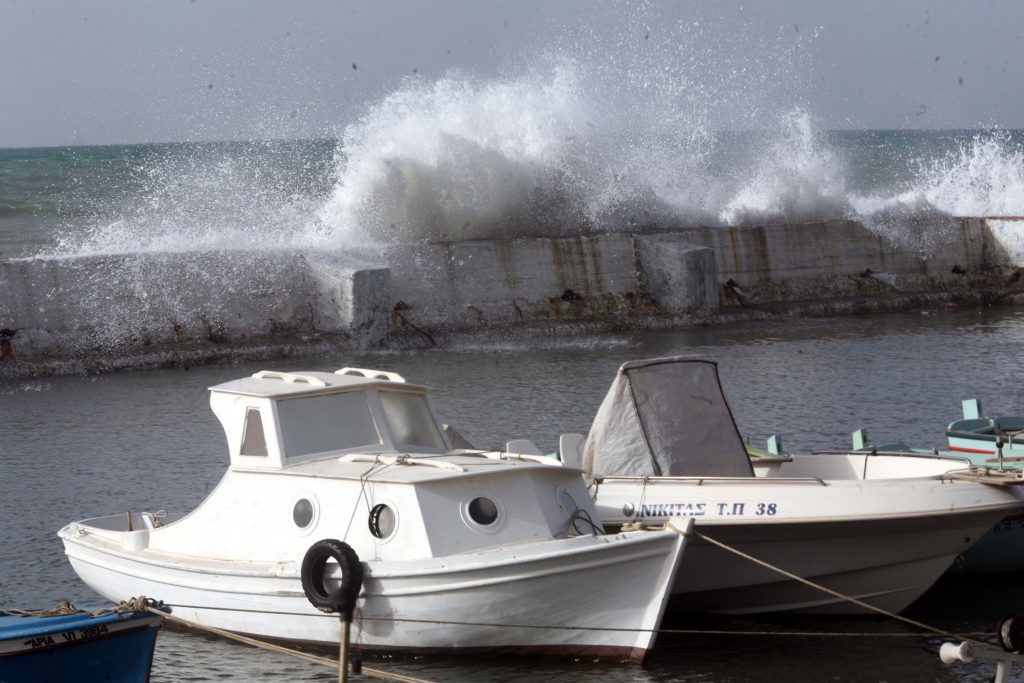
[3,306,1024,681]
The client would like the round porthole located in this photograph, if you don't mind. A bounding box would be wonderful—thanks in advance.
[468,496,499,525]
[369,503,397,539]
[290,494,320,535]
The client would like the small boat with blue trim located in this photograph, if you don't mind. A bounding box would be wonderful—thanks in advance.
[947,399,1024,459]
[846,415,1024,574]
[0,598,164,683]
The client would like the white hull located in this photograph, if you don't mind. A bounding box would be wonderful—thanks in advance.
[951,506,1024,573]
[61,524,686,662]
[594,455,1023,614]
[663,513,999,614]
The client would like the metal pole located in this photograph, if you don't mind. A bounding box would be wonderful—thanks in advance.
[338,618,350,683]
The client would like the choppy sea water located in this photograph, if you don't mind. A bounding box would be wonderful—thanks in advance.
[4,306,1024,681]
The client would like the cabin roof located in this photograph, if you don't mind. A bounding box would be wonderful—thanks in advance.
[209,368,427,399]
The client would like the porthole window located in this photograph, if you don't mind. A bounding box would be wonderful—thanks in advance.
[461,491,505,533]
[468,497,499,525]
[290,494,320,535]
[369,503,397,539]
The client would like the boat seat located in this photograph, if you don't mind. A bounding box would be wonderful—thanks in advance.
[558,434,584,470]
[506,439,543,456]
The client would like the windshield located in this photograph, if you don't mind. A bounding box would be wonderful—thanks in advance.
[276,392,381,457]
[378,391,447,450]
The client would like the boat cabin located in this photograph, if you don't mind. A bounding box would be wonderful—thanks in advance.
[209,367,451,470]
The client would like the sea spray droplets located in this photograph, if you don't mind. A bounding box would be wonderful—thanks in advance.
[911,132,1024,217]
[47,140,337,258]
[718,111,853,225]
[850,132,1024,219]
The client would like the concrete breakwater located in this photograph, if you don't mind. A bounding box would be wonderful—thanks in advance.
[2,217,1023,377]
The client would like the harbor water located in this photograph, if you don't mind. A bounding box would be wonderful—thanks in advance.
[4,305,1024,681]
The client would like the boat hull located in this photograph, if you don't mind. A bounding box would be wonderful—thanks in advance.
[0,610,162,683]
[663,512,997,614]
[594,472,1020,614]
[948,433,1024,458]
[60,526,686,663]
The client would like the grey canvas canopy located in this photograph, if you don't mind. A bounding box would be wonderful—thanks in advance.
[582,357,754,478]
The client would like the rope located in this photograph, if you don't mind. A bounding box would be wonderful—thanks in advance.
[657,520,975,644]
[341,457,400,544]
[148,606,432,683]
[2,596,161,619]
[352,614,937,637]
[566,508,602,536]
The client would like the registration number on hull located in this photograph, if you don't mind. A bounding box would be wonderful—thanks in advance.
[622,501,778,518]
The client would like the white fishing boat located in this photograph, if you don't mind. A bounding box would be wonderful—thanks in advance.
[59,368,688,663]
[577,357,1024,615]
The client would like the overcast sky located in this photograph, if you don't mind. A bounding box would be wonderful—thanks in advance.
[2,0,1022,148]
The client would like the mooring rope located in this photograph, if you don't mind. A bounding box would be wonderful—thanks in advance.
[146,606,433,683]
[2,596,160,619]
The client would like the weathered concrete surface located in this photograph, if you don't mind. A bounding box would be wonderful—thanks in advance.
[304,254,391,345]
[0,250,390,367]
[2,217,1024,377]
[381,235,648,332]
[666,218,990,308]
[635,236,718,314]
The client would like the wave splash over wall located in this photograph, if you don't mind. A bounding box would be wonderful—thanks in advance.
[317,68,1024,245]
[42,16,1024,257]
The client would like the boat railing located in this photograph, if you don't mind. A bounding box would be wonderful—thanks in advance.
[595,475,828,486]
[812,449,975,465]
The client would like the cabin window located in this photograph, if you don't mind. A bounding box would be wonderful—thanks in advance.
[240,407,268,457]
[378,391,446,450]
[277,392,381,458]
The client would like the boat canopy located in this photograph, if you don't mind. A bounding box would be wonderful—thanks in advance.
[582,357,754,478]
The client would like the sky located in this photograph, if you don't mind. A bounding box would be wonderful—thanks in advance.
[1,0,1023,148]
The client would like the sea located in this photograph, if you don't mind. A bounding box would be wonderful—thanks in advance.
[5,62,1024,680]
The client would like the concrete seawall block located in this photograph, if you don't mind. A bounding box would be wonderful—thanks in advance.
[981,218,1024,267]
[304,254,391,346]
[1,216,1018,374]
[383,235,639,328]
[0,250,398,361]
[635,236,718,313]
[658,218,989,306]
[0,251,314,358]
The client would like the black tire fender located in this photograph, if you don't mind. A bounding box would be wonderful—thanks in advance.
[300,539,364,615]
